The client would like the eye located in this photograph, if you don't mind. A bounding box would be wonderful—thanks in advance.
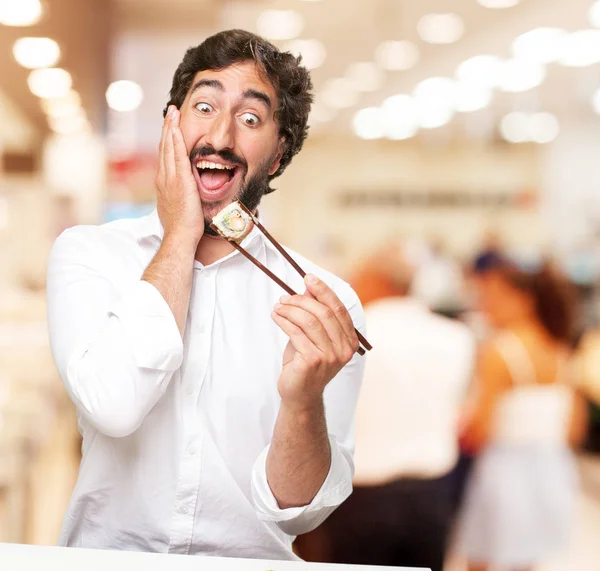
[241,112,260,127]
[195,102,213,114]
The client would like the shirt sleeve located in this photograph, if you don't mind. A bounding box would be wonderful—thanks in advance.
[250,290,366,537]
[47,227,183,438]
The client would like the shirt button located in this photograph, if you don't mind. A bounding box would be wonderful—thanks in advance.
[185,385,193,396]
[179,505,188,515]
[198,324,205,334]
[186,445,197,455]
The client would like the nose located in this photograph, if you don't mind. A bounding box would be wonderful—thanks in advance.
[204,112,234,152]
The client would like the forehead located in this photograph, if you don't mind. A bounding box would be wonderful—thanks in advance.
[186,60,278,104]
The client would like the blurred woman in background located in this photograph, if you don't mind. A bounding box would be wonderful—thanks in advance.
[457,255,588,571]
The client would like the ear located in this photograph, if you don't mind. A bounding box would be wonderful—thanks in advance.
[268,137,286,176]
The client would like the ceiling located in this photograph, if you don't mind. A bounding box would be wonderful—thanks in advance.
[1,0,600,152]
[111,0,600,146]
[0,0,111,151]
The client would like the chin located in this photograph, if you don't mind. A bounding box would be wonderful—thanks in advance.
[201,195,239,223]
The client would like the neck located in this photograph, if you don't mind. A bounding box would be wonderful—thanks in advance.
[195,232,235,266]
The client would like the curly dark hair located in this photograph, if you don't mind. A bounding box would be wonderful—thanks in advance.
[163,29,313,192]
[474,253,577,344]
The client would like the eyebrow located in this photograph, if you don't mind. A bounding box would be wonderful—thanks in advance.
[190,80,272,110]
[242,88,272,110]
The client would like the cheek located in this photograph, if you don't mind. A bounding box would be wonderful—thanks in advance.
[241,130,279,169]
[479,287,501,314]
[178,112,202,154]
[179,126,195,155]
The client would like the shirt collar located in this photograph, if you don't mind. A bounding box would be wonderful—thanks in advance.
[139,208,164,241]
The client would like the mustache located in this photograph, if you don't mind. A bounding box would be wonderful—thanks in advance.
[189,146,247,170]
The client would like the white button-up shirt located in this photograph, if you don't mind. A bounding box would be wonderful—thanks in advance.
[46,210,365,560]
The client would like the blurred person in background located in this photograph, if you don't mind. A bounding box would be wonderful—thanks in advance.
[303,242,475,571]
[456,254,588,571]
[411,237,466,318]
[46,30,365,560]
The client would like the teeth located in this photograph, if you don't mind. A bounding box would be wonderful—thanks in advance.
[196,160,235,170]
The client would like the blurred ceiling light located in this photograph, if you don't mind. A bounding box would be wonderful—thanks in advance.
[529,112,560,143]
[498,58,546,92]
[386,123,418,141]
[283,39,326,70]
[558,30,600,67]
[381,95,419,140]
[454,82,493,112]
[320,77,359,109]
[589,1,600,28]
[257,10,304,41]
[0,0,42,26]
[13,37,60,70]
[456,55,503,89]
[500,112,529,143]
[417,13,464,45]
[413,77,456,110]
[345,62,385,92]
[477,0,520,8]
[49,113,90,136]
[43,100,81,120]
[500,111,559,143]
[593,89,600,114]
[512,28,568,64]
[28,68,73,99]
[417,106,455,129]
[41,90,81,115]
[413,78,456,128]
[381,94,414,114]
[352,107,384,140]
[375,40,420,71]
[106,80,144,112]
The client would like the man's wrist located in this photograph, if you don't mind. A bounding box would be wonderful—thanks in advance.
[279,395,325,423]
[162,229,201,256]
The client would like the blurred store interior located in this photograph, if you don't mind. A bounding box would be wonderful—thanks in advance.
[1,0,600,569]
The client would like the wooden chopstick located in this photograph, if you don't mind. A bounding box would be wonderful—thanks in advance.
[211,223,366,357]
[238,203,307,278]
[236,204,373,353]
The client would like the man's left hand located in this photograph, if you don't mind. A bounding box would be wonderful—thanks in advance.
[272,274,360,412]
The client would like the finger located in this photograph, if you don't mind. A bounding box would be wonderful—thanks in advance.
[272,311,318,357]
[274,303,333,354]
[159,105,173,160]
[156,108,172,187]
[172,121,192,179]
[163,114,176,181]
[304,274,358,349]
[279,294,350,359]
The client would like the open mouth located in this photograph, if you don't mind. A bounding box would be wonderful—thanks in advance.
[194,160,238,200]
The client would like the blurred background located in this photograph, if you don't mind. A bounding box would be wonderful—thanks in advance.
[1,0,600,569]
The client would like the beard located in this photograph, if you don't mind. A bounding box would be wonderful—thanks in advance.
[188,146,275,237]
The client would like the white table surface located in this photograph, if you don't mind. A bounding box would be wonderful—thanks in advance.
[0,543,428,571]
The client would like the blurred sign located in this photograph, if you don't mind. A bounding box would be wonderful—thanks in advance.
[338,188,537,209]
[108,152,158,203]
[1,151,37,174]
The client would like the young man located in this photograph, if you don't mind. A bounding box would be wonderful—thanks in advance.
[47,30,365,560]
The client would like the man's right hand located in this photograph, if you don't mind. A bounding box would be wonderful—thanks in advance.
[155,105,204,244]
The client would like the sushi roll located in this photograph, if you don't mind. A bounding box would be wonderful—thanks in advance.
[211,201,254,243]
